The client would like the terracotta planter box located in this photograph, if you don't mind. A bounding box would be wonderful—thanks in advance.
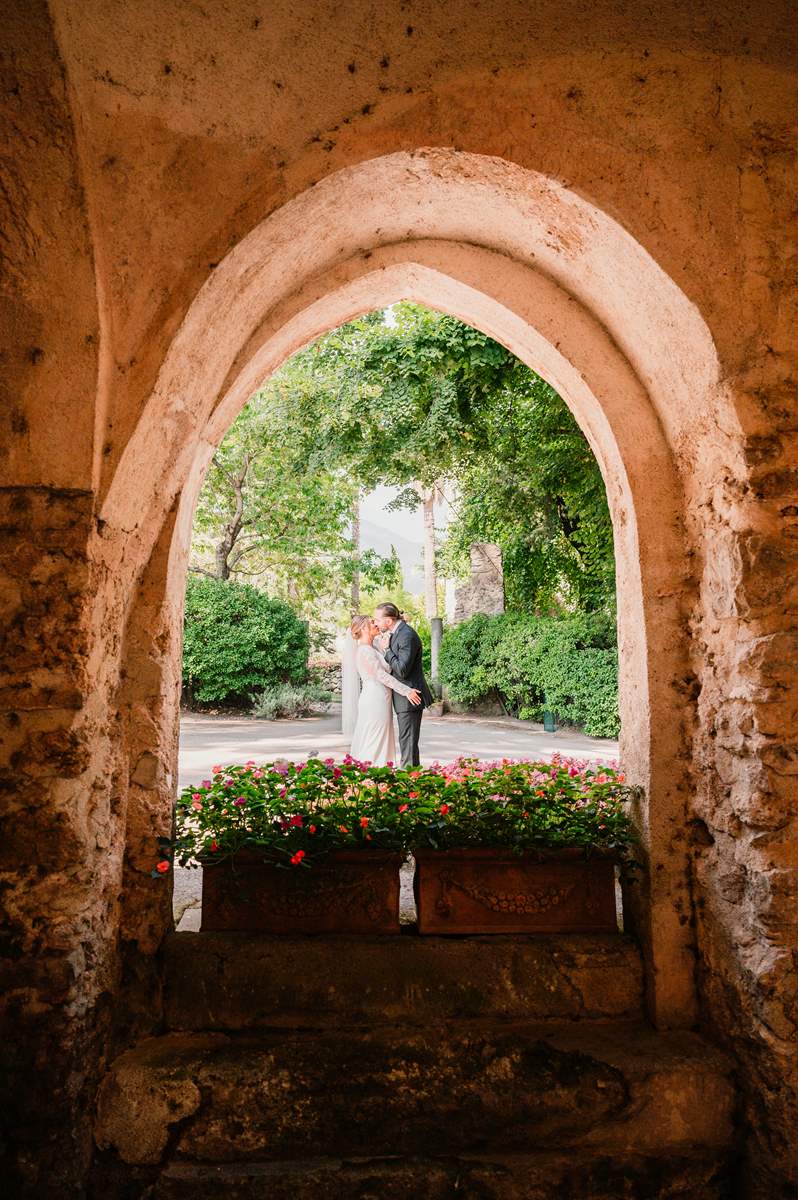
[201,850,402,934]
[414,847,618,935]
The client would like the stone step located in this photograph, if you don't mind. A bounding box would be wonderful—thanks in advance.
[164,931,643,1029]
[137,1152,732,1199]
[95,1022,734,1176]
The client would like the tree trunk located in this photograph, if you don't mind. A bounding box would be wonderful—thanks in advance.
[421,483,438,619]
[350,492,361,614]
[213,453,250,579]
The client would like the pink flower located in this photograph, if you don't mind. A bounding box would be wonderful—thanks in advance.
[191,799,202,811]
[333,767,342,780]
[253,769,263,779]
[191,792,202,802]
[233,796,247,807]
[211,765,221,774]
[324,757,335,767]
[201,779,212,788]
[245,759,256,767]
[274,762,289,775]
[224,778,234,788]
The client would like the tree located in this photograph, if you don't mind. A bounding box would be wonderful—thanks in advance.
[192,302,616,628]
[276,303,616,616]
[190,385,400,621]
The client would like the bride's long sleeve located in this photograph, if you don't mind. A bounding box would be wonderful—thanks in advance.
[358,647,414,698]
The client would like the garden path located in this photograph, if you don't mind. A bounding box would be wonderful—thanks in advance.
[173,707,618,929]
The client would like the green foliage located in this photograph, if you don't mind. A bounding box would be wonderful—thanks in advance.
[439,369,616,613]
[439,612,620,738]
[183,576,309,705]
[278,302,615,614]
[251,680,333,720]
[191,302,616,649]
[191,375,399,619]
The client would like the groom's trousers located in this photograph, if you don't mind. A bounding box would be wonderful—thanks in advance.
[396,708,423,767]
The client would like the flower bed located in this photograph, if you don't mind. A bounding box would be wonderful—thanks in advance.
[156,754,634,875]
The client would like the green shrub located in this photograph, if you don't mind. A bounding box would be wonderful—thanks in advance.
[183,576,309,706]
[251,680,333,720]
[439,611,620,737]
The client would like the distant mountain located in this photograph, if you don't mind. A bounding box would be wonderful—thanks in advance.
[360,517,424,593]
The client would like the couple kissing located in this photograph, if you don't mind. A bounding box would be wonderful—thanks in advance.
[346,603,433,767]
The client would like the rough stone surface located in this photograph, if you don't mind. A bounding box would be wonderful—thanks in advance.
[450,542,505,624]
[94,1151,733,1200]
[94,1024,735,1166]
[164,931,644,1029]
[2,1,798,1193]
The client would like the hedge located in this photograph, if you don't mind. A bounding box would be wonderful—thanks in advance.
[183,575,309,706]
[439,611,619,737]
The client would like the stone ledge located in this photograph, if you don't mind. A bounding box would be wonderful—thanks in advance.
[164,931,643,1029]
[91,1150,732,1200]
[174,1152,729,1200]
[95,1023,735,1168]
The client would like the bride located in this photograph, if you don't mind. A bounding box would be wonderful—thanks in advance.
[345,614,422,766]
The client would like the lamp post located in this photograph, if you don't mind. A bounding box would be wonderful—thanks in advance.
[430,616,443,698]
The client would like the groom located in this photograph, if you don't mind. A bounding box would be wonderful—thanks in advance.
[374,603,433,767]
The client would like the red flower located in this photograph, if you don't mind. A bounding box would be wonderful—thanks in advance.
[398,804,409,813]
[289,814,303,827]
[338,824,349,833]
[156,860,170,874]
[309,824,316,834]
[210,840,219,852]
[359,816,369,828]
[439,804,450,815]
[290,849,306,865]
[408,791,419,799]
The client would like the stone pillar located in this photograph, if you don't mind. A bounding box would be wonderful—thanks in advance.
[451,543,505,625]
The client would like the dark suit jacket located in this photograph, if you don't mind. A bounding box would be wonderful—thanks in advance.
[382,621,434,712]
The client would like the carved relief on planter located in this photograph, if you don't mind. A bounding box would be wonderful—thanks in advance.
[414,848,618,935]
[201,850,401,934]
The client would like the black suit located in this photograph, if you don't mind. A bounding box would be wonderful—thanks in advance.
[382,620,433,767]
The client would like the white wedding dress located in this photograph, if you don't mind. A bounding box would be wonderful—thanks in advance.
[349,644,414,766]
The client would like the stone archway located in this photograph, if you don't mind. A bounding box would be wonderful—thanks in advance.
[106,151,736,1037]
[3,1,797,1185]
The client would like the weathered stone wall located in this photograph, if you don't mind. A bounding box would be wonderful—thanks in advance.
[450,542,505,624]
[1,1,797,1194]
